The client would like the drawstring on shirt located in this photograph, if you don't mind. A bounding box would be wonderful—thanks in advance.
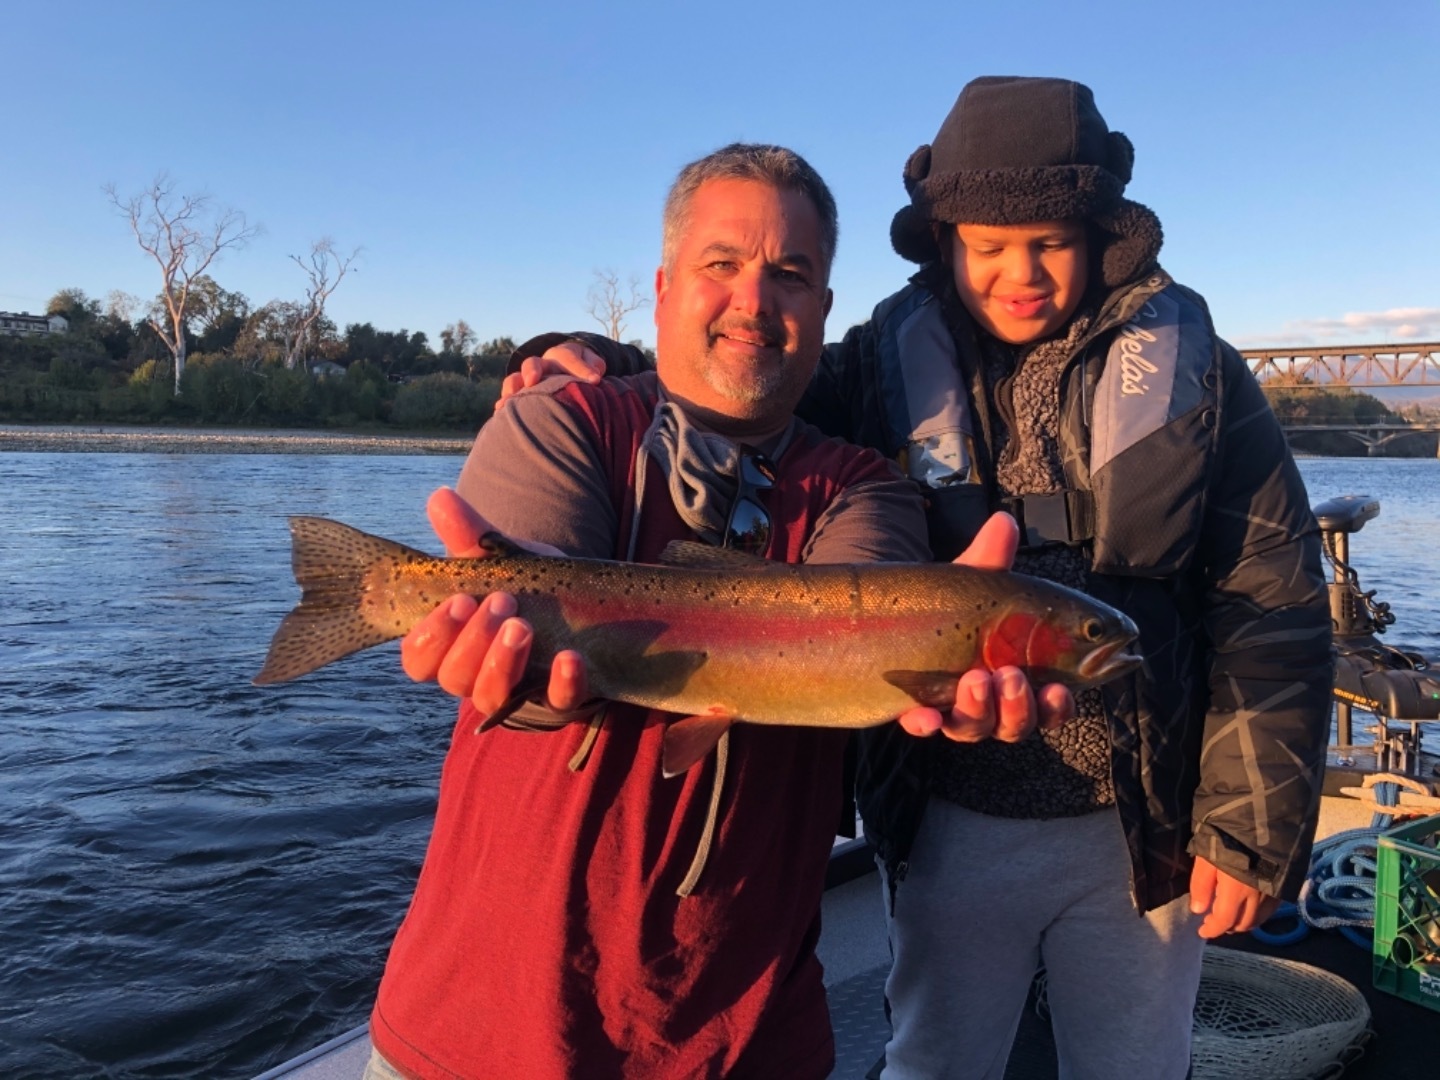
[628,400,768,898]
[676,730,729,898]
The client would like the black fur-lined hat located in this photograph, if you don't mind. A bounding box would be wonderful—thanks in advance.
[890,76,1164,288]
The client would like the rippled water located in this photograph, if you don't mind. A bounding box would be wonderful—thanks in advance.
[0,450,1437,1079]
[1,452,462,1079]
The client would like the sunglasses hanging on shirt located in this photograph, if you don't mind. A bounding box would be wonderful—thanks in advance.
[721,450,776,555]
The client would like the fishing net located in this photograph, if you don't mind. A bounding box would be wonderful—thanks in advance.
[1192,947,1372,1080]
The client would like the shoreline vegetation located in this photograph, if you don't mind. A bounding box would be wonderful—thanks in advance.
[7,288,1431,457]
[0,422,473,456]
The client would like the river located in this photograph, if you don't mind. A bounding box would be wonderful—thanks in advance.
[1,450,1437,1079]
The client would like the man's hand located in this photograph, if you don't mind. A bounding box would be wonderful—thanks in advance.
[400,487,589,714]
[497,342,606,410]
[1189,856,1281,938]
[896,513,1075,742]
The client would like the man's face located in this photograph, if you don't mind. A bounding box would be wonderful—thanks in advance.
[654,178,833,436]
[949,220,1088,344]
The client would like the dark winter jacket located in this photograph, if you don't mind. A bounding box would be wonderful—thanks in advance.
[511,269,1334,912]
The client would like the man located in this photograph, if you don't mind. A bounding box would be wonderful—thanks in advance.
[365,143,1061,1080]
[508,78,1333,1080]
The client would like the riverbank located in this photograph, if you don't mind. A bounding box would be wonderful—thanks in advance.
[0,423,474,455]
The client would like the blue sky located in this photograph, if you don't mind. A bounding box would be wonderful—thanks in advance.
[3,0,1437,351]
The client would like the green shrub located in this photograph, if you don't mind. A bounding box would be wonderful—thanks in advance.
[390,373,499,431]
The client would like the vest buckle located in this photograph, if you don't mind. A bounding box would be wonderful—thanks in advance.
[1003,491,1095,549]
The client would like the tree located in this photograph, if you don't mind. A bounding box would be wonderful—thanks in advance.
[95,292,140,363]
[282,238,360,370]
[188,276,252,355]
[439,319,478,360]
[46,288,102,329]
[470,335,516,380]
[229,301,289,368]
[340,322,432,377]
[586,269,649,342]
[106,174,260,394]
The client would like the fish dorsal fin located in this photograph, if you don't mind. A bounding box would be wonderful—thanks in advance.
[662,712,735,778]
[657,541,770,570]
[882,670,961,711]
[477,531,526,558]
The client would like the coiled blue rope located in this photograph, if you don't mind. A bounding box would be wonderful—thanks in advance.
[1250,781,1399,949]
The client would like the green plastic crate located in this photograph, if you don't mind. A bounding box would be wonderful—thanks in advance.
[1373,812,1440,1011]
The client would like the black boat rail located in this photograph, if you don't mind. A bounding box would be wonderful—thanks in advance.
[1314,494,1440,777]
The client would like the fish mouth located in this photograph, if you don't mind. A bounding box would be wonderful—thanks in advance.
[1076,641,1143,687]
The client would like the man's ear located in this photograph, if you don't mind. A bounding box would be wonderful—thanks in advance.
[654,266,669,310]
[822,287,833,321]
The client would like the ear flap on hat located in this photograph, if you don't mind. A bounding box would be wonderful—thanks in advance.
[1093,200,1163,288]
[903,145,932,195]
[1106,132,1134,187]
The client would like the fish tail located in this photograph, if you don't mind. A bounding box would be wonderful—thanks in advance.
[253,516,421,685]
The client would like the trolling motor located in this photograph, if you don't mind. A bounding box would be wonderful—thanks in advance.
[1315,494,1440,777]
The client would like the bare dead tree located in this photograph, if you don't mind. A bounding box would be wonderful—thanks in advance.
[105,290,141,323]
[586,269,649,342]
[105,174,260,395]
[283,238,361,369]
[440,318,478,359]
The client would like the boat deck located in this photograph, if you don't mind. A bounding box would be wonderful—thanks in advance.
[258,797,1439,1080]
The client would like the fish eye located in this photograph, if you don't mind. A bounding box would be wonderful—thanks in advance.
[1082,618,1104,642]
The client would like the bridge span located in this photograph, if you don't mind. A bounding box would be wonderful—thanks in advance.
[1242,341,1440,389]
[1279,421,1440,455]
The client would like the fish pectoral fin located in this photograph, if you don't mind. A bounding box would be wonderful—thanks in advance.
[882,670,961,711]
[656,541,771,570]
[474,673,551,732]
[661,712,735,778]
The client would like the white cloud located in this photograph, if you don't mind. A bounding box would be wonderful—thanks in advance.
[1234,308,1440,348]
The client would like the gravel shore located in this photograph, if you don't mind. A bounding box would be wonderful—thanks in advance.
[0,423,474,456]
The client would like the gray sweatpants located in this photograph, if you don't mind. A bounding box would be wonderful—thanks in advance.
[879,800,1205,1080]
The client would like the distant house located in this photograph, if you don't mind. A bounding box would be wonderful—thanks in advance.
[0,311,68,337]
[310,360,347,378]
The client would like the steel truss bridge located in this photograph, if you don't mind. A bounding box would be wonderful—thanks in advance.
[1241,342,1440,453]
[1242,341,1440,390]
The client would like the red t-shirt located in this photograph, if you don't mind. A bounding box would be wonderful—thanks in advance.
[371,375,928,1078]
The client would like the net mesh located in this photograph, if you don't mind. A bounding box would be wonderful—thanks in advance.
[1192,947,1372,1080]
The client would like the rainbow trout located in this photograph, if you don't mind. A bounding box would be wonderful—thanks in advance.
[255,517,1140,773]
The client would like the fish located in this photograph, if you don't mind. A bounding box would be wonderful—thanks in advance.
[254,516,1141,774]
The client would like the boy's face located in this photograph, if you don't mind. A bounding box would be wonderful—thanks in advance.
[948,220,1089,344]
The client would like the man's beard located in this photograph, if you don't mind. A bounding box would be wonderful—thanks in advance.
[701,316,792,406]
[702,358,790,405]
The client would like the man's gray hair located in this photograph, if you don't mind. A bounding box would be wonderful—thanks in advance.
[661,143,839,283]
